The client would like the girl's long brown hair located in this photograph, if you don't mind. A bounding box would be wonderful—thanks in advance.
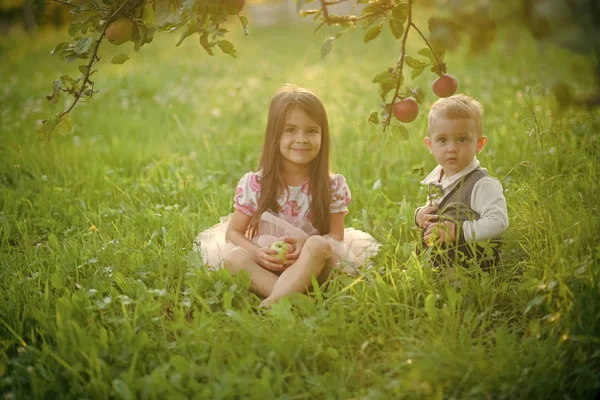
[248,84,331,237]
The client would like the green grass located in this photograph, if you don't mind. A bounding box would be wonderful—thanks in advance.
[1,18,599,399]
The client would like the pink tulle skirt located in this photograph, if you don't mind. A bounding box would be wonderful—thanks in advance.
[194,212,380,275]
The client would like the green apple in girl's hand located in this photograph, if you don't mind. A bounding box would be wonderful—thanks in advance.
[271,241,290,263]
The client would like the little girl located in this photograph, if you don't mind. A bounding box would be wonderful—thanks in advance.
[195,84,379,307]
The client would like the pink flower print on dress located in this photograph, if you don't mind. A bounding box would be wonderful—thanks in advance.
[234,187,257,216]
[234,187,245,205]
[301,180,310,195]
[249,174,261,192]
[341,186,351,206]
[235,200,256,216]
[281,200,301,218]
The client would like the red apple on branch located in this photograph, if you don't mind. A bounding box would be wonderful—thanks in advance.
[393,98,419,123]
[432,74,458,98]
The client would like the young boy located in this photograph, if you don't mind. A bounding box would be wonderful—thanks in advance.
[414,94,509,269]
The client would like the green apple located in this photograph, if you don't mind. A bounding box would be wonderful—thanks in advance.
[270,240,290,263]
[106,17,134,45]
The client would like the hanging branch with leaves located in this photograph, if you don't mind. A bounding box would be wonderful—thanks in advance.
[301,0,456,147]
[39,0,600,142]
[39,0,249,140]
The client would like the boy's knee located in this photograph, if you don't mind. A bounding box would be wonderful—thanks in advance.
[304,236,332,258]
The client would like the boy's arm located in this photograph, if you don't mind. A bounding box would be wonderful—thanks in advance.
[461,177,509,242]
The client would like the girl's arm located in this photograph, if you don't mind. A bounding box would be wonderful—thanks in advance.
[225,210,256,252]
[324,212,345,242]
[282,212,345,266]
[225,210,284,271]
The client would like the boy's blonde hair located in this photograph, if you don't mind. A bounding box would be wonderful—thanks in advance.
[428,94,484,136]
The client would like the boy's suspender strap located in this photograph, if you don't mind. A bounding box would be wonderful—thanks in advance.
[436,169,480,210]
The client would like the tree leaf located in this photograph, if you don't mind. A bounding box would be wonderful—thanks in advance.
[364,23,383,43]
[389,19,404,39]
[74,37,94,55]
[372,71,396,84]
[176,23,199,46]
[368,111,380,125]
[430,63,443,75]
[46,79,62,104]
[143,0,157,28]
[405,56,428,69]
[217,40,237,57]
[56,114,73,136]
[215,28,229,37]
[111,54,130,64]
[321,36,335,59]
[378,83,393,99]
[411,87,425,104]
[411,67,425,80]
[238,15,249,35]
[50,42,69,56]
[37,115,60,140]
[418,47,434,61]
[199,33,214,55]
[156,0,182,26]
[391,125,409,141]
[392,2,409,22]
[68,22,84,36]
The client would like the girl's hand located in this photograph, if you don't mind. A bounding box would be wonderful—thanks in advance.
[281,236,306,267]
[416,206,439,229]
[252,247,285,272]
[423,221,456,246]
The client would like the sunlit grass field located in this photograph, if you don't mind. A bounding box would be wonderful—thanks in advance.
[1,15,599,399]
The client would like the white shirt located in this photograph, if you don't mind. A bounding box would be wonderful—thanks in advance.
[416,158,509,242]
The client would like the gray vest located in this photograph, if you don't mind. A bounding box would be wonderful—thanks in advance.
[422,167,502,268]
[438,168,487,226]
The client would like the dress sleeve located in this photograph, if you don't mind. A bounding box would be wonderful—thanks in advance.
[233,172,261,216]
[330,174,351,215]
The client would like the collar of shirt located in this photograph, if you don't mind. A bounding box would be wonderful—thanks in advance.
[420,157,483,190]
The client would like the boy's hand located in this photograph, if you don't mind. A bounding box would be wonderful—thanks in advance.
[424,221,456,246]
[416,206,439,228]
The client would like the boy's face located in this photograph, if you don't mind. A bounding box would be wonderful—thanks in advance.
[424,117,487,178]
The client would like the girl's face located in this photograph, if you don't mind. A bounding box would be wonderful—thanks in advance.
[279,106,322,172]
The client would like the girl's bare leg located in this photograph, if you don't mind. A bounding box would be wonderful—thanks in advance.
[260,236,332,307]
[223,247,278,298]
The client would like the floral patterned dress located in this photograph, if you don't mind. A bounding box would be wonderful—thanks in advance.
[195,171,380,274]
